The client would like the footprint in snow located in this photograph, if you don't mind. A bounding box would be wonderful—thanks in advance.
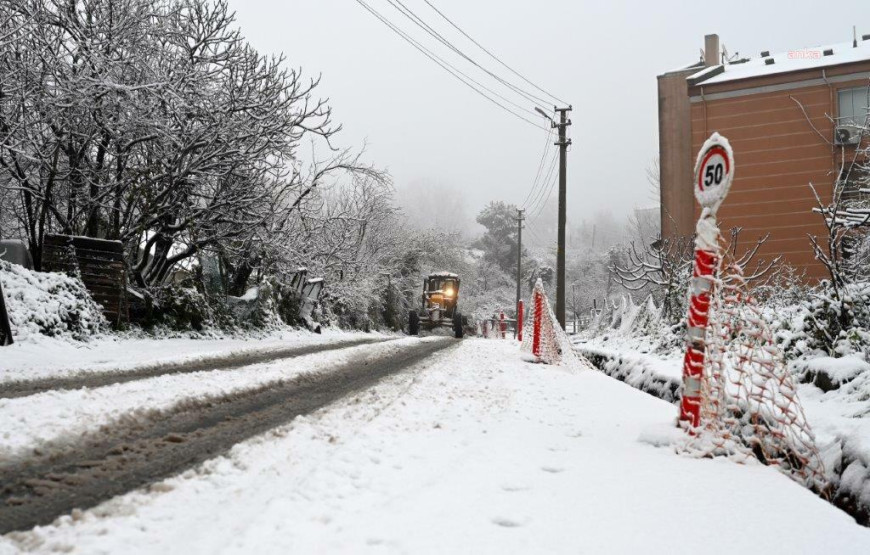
[541,466,565,474]
[491,516,524,528]
[500,483,530,492]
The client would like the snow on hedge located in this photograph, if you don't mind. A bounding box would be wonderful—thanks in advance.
[0,261,106,342]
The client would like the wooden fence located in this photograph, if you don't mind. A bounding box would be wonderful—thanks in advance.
[42,234,128,327]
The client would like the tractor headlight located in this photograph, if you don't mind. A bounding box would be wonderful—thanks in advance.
[444,288,454,297]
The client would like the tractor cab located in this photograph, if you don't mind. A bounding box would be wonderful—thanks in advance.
[424,274,459,314]
[408,272,464,338]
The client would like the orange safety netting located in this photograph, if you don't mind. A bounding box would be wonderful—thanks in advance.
[679,250,828,494]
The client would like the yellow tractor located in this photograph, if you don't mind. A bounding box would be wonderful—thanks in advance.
[408,272,464,338]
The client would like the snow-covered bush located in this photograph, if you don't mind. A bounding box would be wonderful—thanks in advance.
[226,283,284,331]
[777,281,870,358]
[266,278,305,328]
[141,285,219,332]
[0,260,106,341]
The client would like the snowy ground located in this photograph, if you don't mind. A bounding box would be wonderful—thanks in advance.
[0,328,384,384]
[3,339,867,554]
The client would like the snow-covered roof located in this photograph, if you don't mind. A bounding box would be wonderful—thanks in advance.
[660,60,705,76]
[428,271,459,278]
[690,38,870,86]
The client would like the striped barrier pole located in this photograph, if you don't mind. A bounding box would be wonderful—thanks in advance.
[680,133,734,429]
[680,249,717,427]
[499,311,506,339]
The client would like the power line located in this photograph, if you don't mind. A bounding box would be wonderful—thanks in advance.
[531,171,558,222]
[527,151,558,218]
[355,0,551,131]
[526,150,558,218]
[386,0,551,113]
[521,127,554,210]
[525,224,550,251]
[423,0,567,106]
[529,175,558,225]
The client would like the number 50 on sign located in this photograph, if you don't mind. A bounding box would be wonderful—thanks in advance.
[694,132,734,214]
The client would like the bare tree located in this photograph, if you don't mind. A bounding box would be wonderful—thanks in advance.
[0,0,343,288]
[608,235,694,323]
[609,229,780,324]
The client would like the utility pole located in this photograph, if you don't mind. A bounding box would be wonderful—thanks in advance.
[554,106,572,330]
[571,283,577,334]
[515,208,524,338]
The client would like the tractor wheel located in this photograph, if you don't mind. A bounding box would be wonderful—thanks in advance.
[408,311,420,336]
[453,311,464,339]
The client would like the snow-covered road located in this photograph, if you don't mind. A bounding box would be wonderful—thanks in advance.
[3,338,868,554]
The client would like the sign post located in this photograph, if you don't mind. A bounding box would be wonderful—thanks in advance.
[0,279,12,346]
[517,300,524,343]
[680,133,734,429]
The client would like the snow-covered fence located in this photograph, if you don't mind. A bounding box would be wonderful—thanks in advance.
[42,235,128,327]
[287,268,325,329]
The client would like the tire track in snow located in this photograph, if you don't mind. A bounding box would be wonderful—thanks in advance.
[0,336,391,400]
[0,337,457,534]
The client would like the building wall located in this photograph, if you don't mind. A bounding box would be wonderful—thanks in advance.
[689,83,835,279]
[680,62,870,281]
[657,70,697,240]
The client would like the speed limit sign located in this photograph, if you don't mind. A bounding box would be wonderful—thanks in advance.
[694,132,734,213]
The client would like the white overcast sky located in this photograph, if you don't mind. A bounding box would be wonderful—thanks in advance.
[229,0,870,225]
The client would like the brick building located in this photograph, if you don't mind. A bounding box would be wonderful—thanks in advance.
[658,33,870,279]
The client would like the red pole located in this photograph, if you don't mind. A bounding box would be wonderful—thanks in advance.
[499,311,506,339]
[517,300,524,342]
[532,291,542,357]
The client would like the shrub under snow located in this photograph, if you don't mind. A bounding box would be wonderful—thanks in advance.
[0,261,106,342]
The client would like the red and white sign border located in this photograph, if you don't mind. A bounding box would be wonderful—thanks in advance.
[693,132,735,214]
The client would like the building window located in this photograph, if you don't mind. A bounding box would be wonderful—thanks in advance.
[838,87,870,126]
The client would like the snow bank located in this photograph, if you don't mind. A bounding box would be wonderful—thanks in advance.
[793,355,870,392]
[576,341,681,404]
[578,334,870,526]
[0,261,106,343]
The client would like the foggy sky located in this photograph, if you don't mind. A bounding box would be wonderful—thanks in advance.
[228,0,870,229]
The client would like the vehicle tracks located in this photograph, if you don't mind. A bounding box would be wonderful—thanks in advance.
[0,337,456,534]
[0,336,391,400]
